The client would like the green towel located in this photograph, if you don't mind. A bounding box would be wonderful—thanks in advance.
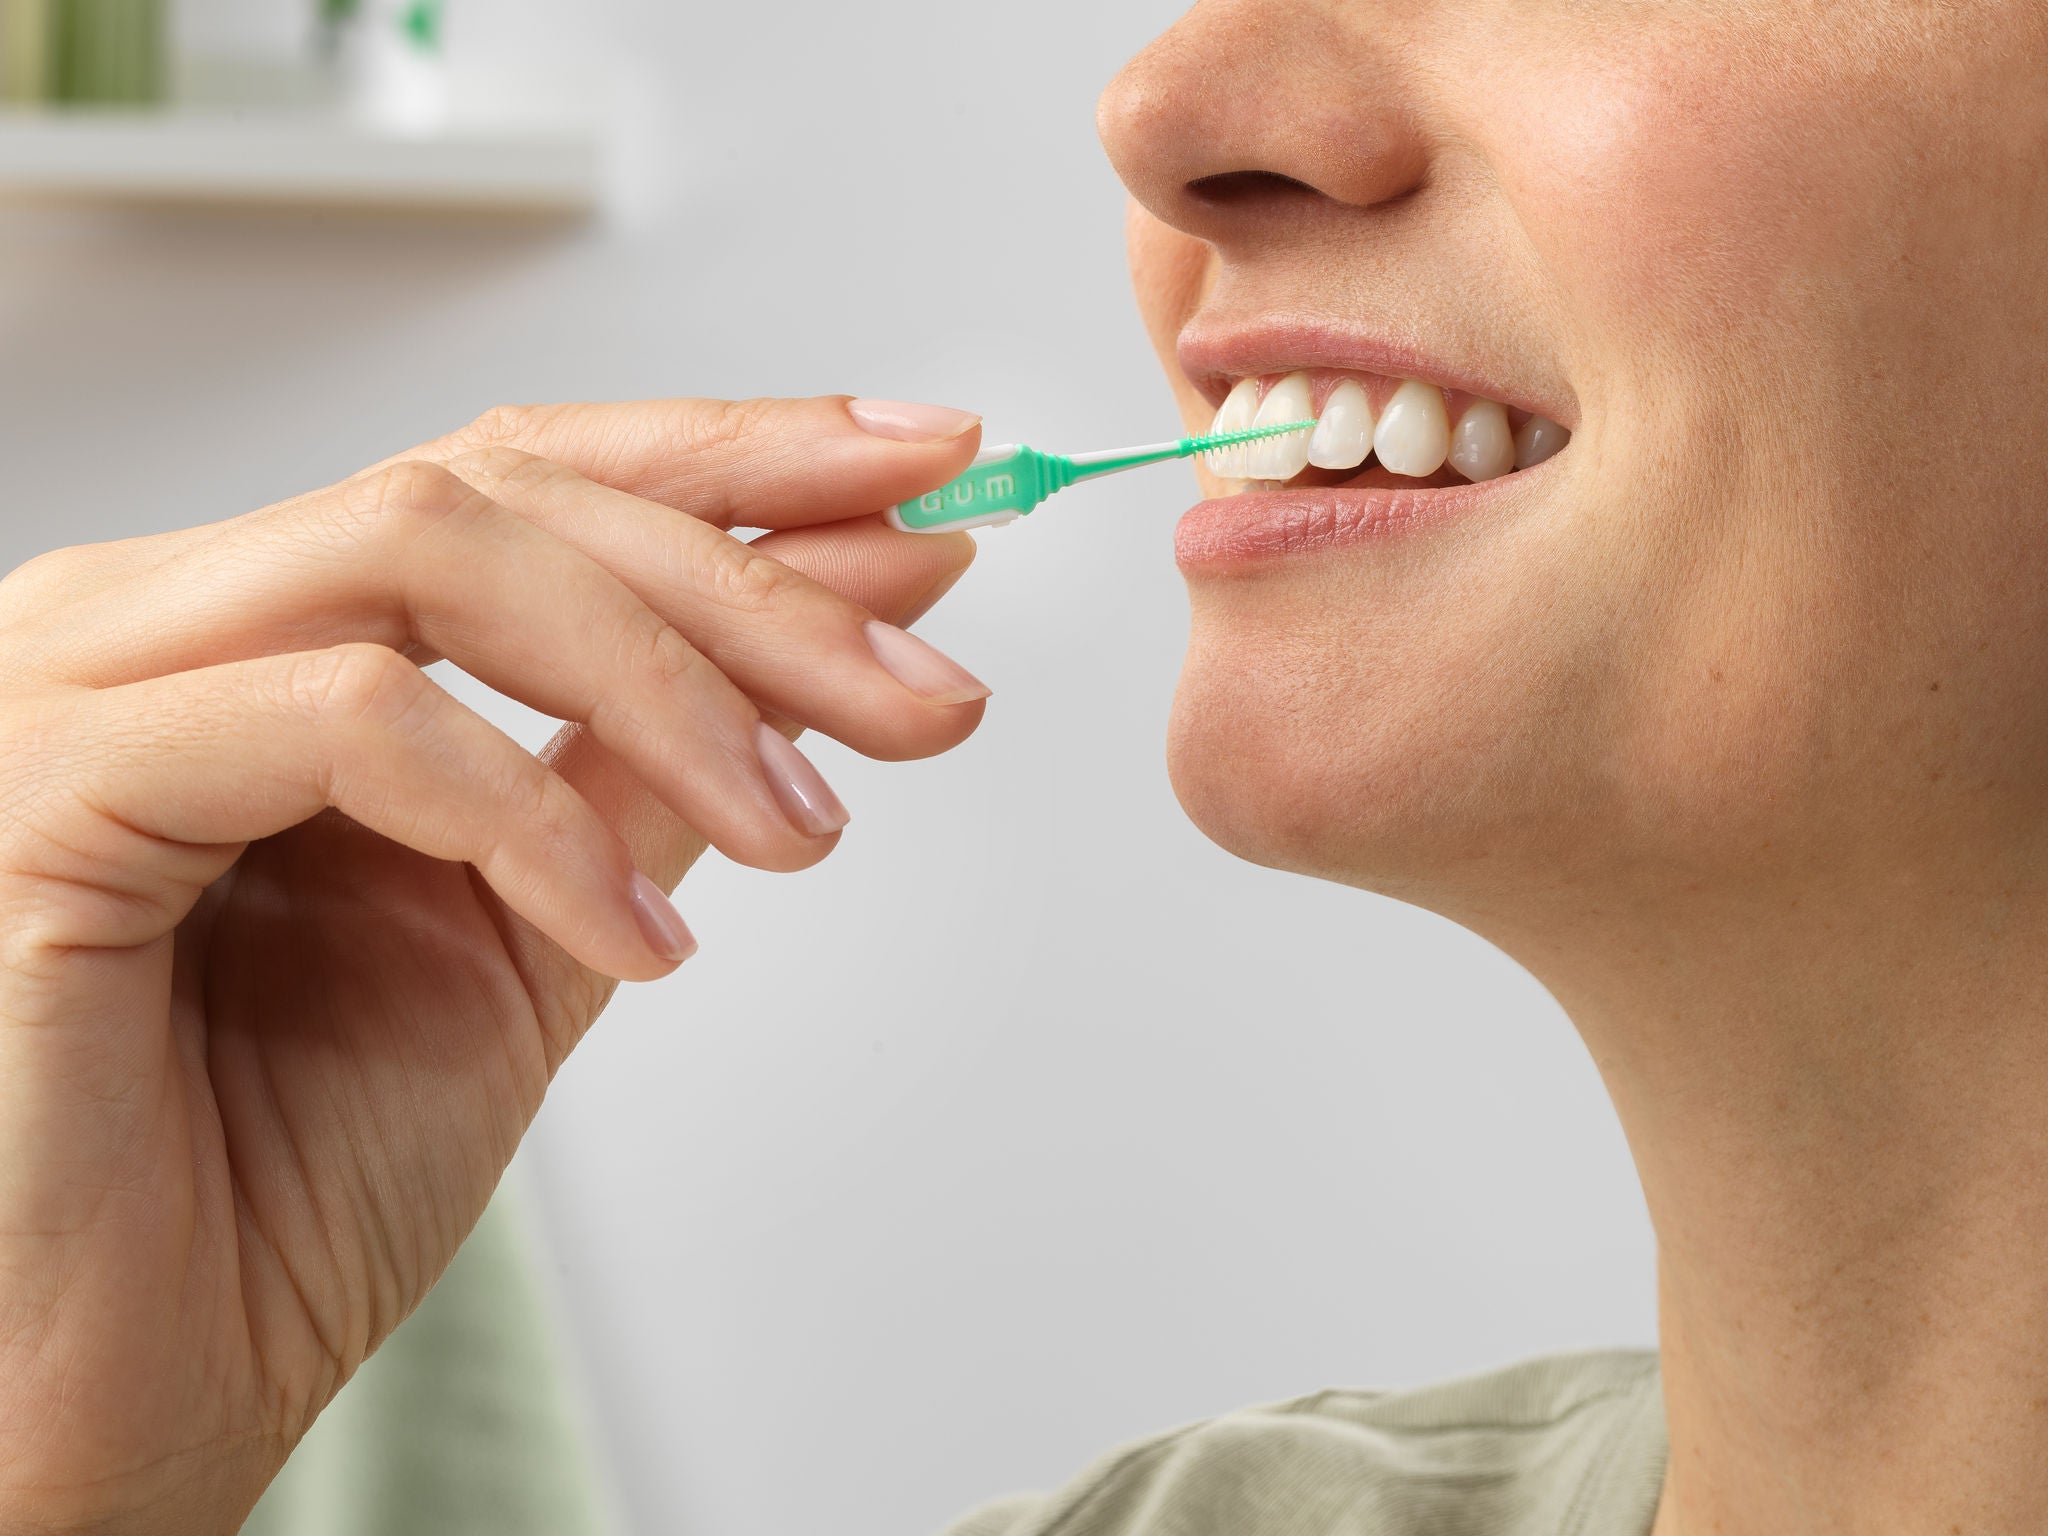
[1,0,55,103]
[242,1192,610,1536]
[50,0,162,105]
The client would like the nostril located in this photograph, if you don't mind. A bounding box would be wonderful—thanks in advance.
[1185,169,1323,207]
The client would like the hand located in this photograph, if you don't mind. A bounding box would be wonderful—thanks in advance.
[0,396,990,1533]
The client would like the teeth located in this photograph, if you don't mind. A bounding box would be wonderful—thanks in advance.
[1243,372,1315,480]
[1448,399,1515,482]
[1373,379,1451,478]
[1204,377,1261,478]
[1208,372,1566,487]
[1307,379,1374,470]
[1514,415,1569,469]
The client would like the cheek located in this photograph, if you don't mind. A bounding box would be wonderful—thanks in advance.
[1496,25,1894,351]
[1468,19,2010,798]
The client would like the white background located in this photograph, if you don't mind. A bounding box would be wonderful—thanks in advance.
[0,2,1657,1533]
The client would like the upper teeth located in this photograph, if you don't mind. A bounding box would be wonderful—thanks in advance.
[1375,379,1451,477]
[1245,372,1315,480]
[1204,370,1569,485]
[1206,378,1261,478]
[1514,414,1569,469]
[1448,398,1514,482]
[1308,380,1373,470]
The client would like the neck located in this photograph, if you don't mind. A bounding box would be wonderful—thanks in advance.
[1495,870,2048,1536]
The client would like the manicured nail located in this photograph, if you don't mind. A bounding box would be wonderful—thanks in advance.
[847,398,981,443]
[863,619,991,707]
[628,872,698,963]
[755,722,851,837]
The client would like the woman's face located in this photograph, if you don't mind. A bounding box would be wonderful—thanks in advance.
[1101,1,2048,927]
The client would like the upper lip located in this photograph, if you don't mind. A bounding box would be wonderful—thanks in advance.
[1177,314,1578,430]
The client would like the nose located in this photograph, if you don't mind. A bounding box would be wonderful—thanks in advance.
[1097,0,1430,246]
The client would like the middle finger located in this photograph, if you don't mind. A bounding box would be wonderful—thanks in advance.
[440,446,991,761]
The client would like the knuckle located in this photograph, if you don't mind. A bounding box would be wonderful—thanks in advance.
[0,545,94,620]
[501,748,571,830]
[442,448,585,514]
[457,402,564,452]
[700,538,795,615]
[629,614,714,695]
[442,445,576,500]
[333,461,495,554]
[440,444,535,483]
[690,396,777,455]
[357,460,478,523]
[285,643,424,729]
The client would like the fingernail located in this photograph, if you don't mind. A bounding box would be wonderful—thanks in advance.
[863,619,991,707]
[847,398,981,443]
[628,872,698,964]
[755,722,851,838]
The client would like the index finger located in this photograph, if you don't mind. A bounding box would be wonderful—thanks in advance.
[391,395,984,532]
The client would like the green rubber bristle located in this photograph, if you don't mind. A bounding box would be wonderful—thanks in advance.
[1184,420,1317,454]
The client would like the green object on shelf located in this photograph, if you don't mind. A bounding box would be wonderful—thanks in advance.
[51,0,164,106]
[1,0,56,104]
[401,0,443,50]
[317,1,444,64]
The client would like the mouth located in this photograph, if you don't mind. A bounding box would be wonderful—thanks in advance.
[1172,330,1575,567]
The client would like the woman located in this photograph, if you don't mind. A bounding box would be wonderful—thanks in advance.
[3,0,2045,1532]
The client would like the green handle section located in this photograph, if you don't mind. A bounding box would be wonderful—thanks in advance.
[892,447,1074,531]
[890,420,1317,532]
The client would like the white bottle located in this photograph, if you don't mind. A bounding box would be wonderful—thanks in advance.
[324,0,446,134]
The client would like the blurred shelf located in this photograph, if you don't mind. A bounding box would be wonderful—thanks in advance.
[0,109,601,215]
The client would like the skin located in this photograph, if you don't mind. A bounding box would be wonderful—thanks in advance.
[6,3,2047,1533]
[1100,1,2048,1534]
[0,398,989,1531]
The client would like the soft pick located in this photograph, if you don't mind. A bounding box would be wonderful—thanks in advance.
[885,420,1317,534]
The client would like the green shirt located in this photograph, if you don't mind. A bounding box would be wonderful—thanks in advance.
[247,1201,1667,1536]
[942,1348,1667,1536]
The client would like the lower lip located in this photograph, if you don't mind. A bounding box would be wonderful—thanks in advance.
[1173,473,1534,569]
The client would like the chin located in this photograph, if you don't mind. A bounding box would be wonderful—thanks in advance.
[1168,590,1475,903]
[1160,534,1637,916]
[1165,663,1356,887]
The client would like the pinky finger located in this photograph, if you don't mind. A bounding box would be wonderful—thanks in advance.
[64,643,696,982]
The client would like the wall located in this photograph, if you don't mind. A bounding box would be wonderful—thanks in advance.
[0,2,1658,1533]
